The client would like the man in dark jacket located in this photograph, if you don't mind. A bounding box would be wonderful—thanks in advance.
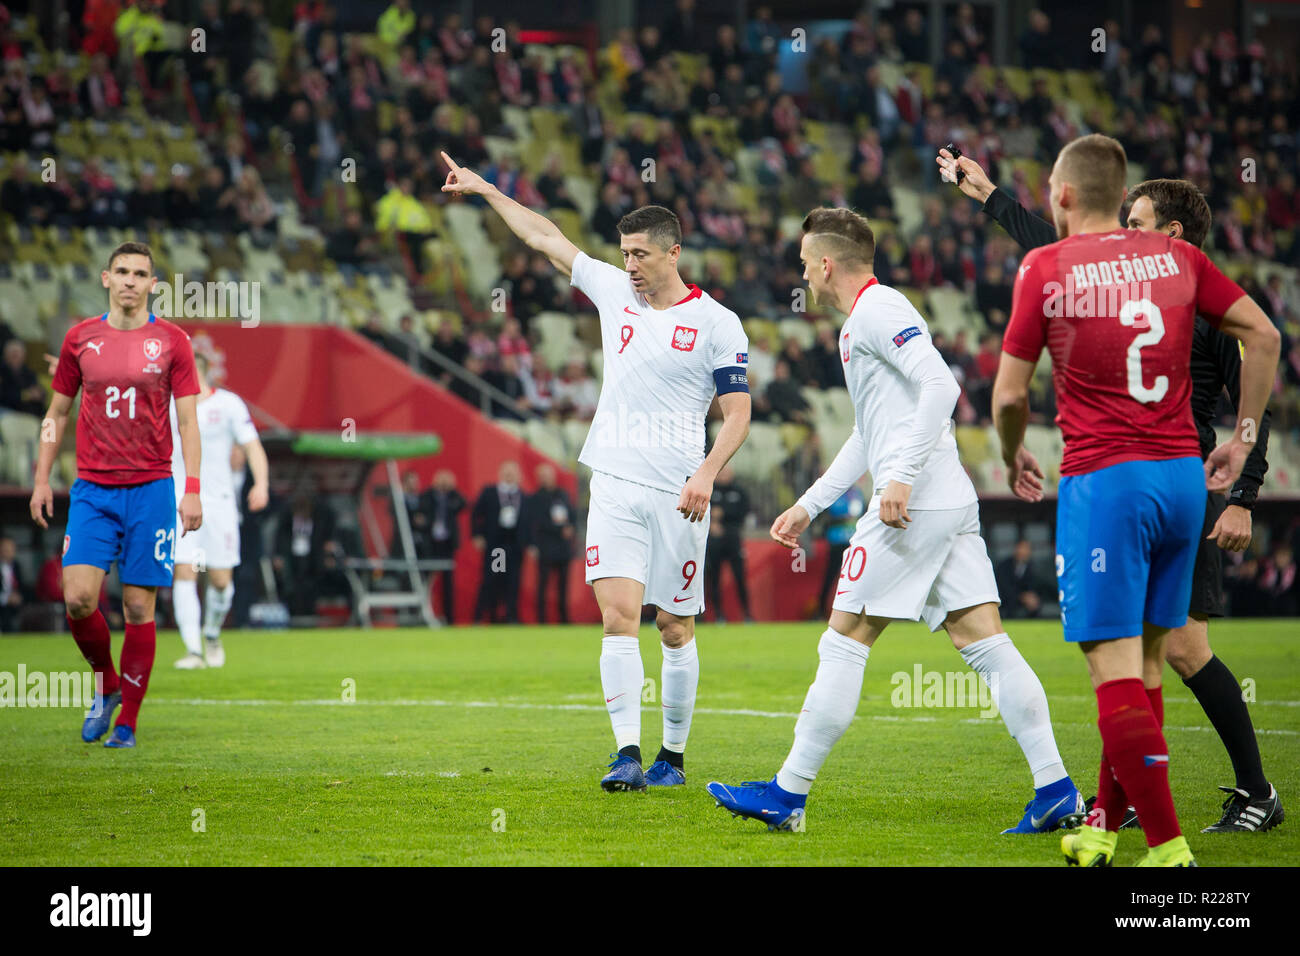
[472,460,525,623]
[273,491,336,616]
[390,469,430,558]
[706,465,753,623]
[937,148,1281,832]
[525,463,575,623]
[0,339,46,416]
[994,538,1048,619]
[424,469,465,625]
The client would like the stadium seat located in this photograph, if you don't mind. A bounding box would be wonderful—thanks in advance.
[777,318,815,349]
[533,311,581,373]
[0,412,41,486]
[564,175,598,223]
[729,421,786,483]
[955,425,991,466]
[742,318,776,351]
[779,422,810,453]
[161,228,210,275]
[523,418,567,461]
[561,418,589,458]
[925,287,978,338]
[825,389,854,428]
[889,186,923,235]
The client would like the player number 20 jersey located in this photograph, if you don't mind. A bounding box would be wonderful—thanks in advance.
[838,281,976,509]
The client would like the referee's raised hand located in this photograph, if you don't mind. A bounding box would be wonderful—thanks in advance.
[936,148,995,204]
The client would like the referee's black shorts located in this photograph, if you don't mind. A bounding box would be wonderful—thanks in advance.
[1189,492,1226,618]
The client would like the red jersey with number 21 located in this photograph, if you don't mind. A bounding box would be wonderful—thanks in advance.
[1003,230,1245,476]
[52,314,201,486]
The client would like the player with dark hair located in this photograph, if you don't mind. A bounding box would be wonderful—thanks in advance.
[992,134,1280,866]
[440,152,751,792]
[940,151,1283,834]
[31,241,203,749]
[707,206,1081,834]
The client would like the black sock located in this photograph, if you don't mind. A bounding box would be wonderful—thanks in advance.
[1183,655,1269,798]
[619,745,642,765]
[656,746,684,770]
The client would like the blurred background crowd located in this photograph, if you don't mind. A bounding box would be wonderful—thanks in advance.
[0,0,1296,627]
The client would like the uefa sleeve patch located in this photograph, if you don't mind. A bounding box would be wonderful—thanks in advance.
[735,352,748,364]
[893,327,922,347]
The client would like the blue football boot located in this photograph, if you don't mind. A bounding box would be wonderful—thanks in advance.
[1003,779,1083,834]
[707,777,806,831]
[645,760,686,787]
[104,725,136,748]
[600,754,646,792]
[81,689,121,743]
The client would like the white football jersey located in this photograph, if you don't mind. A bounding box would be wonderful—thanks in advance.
[171,388,258,501]
[570,251,749,494]
[800,278,976,516]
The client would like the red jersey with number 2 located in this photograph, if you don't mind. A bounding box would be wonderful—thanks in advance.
[52,314,201,486]
[1003,230,1245,476]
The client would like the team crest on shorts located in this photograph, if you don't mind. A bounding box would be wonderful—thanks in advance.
[671,326,698,351]
[586,545,600,567]
[62,534,70,555]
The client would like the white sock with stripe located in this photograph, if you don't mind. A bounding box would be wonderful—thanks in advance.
[203,583,235,640]
[600,636,643,751]
[660,638,699,754]
[776,628,870,795]
[173,579,202,655]
[960,633,1069,788]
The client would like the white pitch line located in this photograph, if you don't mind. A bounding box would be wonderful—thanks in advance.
[148,697,1298,735]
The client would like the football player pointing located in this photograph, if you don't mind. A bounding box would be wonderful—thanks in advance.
[441,152,751,792]
[709,208,1080,833]
[31,241,202,749]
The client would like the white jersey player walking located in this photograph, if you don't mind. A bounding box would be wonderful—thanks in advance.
[708,208,1080,833]
[170,353,269,669]
[441,151,751,792]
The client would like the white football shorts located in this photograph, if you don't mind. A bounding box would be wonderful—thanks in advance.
[174,493,242,570]
[584,470,708,616]
[831,501,1000,631]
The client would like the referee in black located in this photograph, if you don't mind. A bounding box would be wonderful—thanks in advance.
[938,149,1282,833]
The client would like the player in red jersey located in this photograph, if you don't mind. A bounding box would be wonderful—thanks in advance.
[992,135,1280,865]
[31,241,203,749]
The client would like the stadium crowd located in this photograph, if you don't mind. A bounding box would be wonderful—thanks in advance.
[0,1,1297,627]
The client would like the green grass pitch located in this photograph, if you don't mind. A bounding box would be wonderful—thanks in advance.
[1,620,1296,866]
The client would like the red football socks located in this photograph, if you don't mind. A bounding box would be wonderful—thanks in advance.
[1095,678,1181,846]
[1146,683,1164,726]
[116,621,157,731]
[69,609,119,697]
[1092,751,1127,831]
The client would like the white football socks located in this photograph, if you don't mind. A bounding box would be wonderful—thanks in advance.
[173,578,202,655]
[203,583,235,640]
[660,638,699,754]
[600,635,643,751]
[776,628,870,795]
[959,632,1069,788]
